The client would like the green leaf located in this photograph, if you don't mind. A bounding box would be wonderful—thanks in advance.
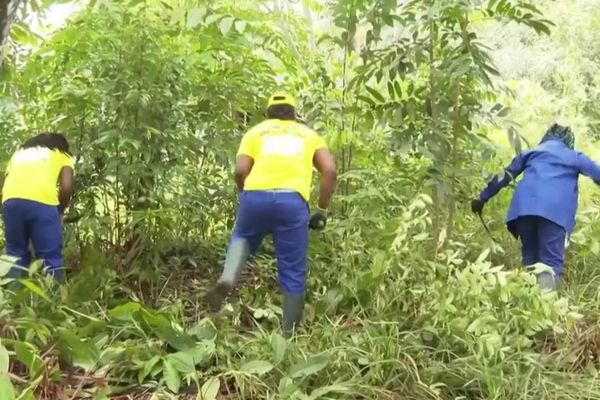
[18,388,35,400]
[219,17,234,36]
[0,344,14,400]
[166,351,196,374]
[138,355,161,383]
[308,383,354,400]
[0,345,9,372]
[497,106,510,117]
[240,360,274,375]
[163,360,181,393]
[271,333,287,365]
[153,327,196,351]
[288,355,328,379]
[365,85,385,102]
[109,302,141,321]
[10,22,39,46]
[234,20,247,34]
[187,7,206,29]
[357,95,375,106]
[0,376,15,400]
[57,329,99,371]
[393,81,402,98]
[188,318,217,341]
[14,342,43,377]
[0,256,18,278]
[529,20,551,35]
[387,81,395,99]
[200,376,220,400]
[19,280,50,301]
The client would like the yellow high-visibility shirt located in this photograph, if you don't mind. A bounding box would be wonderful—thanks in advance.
[2,147,75,206]
[238,119,327,201]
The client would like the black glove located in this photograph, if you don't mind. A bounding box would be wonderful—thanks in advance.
[309,208,327,230]
[471,198,485,215]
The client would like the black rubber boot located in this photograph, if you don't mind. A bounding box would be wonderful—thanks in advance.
[282,292,305,337]
[207,281,233,313]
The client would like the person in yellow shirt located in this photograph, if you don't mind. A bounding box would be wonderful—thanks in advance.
[1,133,75,282]
[207,93,337,335]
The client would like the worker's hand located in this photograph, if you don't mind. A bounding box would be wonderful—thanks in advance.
[309,208,327,230]
[471,198,485,215]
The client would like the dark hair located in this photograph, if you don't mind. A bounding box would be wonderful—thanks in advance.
[266,104,296,121]
[21,133,72,156]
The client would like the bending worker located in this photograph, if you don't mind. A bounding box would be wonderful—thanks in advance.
[207,93,337,335]
[471,124,600,290]
[2,133,75,282]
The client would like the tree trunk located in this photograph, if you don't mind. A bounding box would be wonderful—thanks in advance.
[0,0,22,68]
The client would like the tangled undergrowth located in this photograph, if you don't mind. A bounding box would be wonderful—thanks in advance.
[1,196,600,400]
[3,0,600,399]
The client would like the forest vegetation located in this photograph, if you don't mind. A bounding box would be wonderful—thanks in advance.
[2,0,600,399]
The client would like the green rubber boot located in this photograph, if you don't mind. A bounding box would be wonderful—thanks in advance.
[282,292,305,337]
[536,271,558,292]
[527,263,558,292]
[206,238,249,312]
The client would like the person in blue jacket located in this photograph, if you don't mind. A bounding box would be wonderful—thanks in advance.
[471,123,600,290]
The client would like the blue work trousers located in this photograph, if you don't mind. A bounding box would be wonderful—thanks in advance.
[514,216,566,277]
[2,199,64,281]
[231,190,309,294]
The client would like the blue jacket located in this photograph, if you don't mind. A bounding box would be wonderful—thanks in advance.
[480,138,600,235]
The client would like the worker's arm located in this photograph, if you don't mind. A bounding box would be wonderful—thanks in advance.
[234,155,254,192]
[58,166,74,215]
[313,148,337,210]
[577,153,600,185]
[479,152,528,202]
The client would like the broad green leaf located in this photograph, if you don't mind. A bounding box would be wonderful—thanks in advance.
[14,342,43,377]
[141,309,171,329]
[163,360,181,393]
[153,327,196,351]
[0,376,15,400]
[0,343,12,400]
[20,280,50,301]
[219,17,234,36]
[0,345,8,372]
[234,20,247,34]
[188,318,217,341]
[57,329,99,371]
[308,383,354,399]
[200,376,220,400]
[109,302,141,321]
[476,248,491,263]
[187,341,216,365]
[240,360,274,375]
[288,355,328,379]
[10,22,39,46]
[271,333,287,365]
[187,7,206,29]
[0,256,18,278]
[138,355,161,383]
[18,388,35,400]
[166,351,196,374]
